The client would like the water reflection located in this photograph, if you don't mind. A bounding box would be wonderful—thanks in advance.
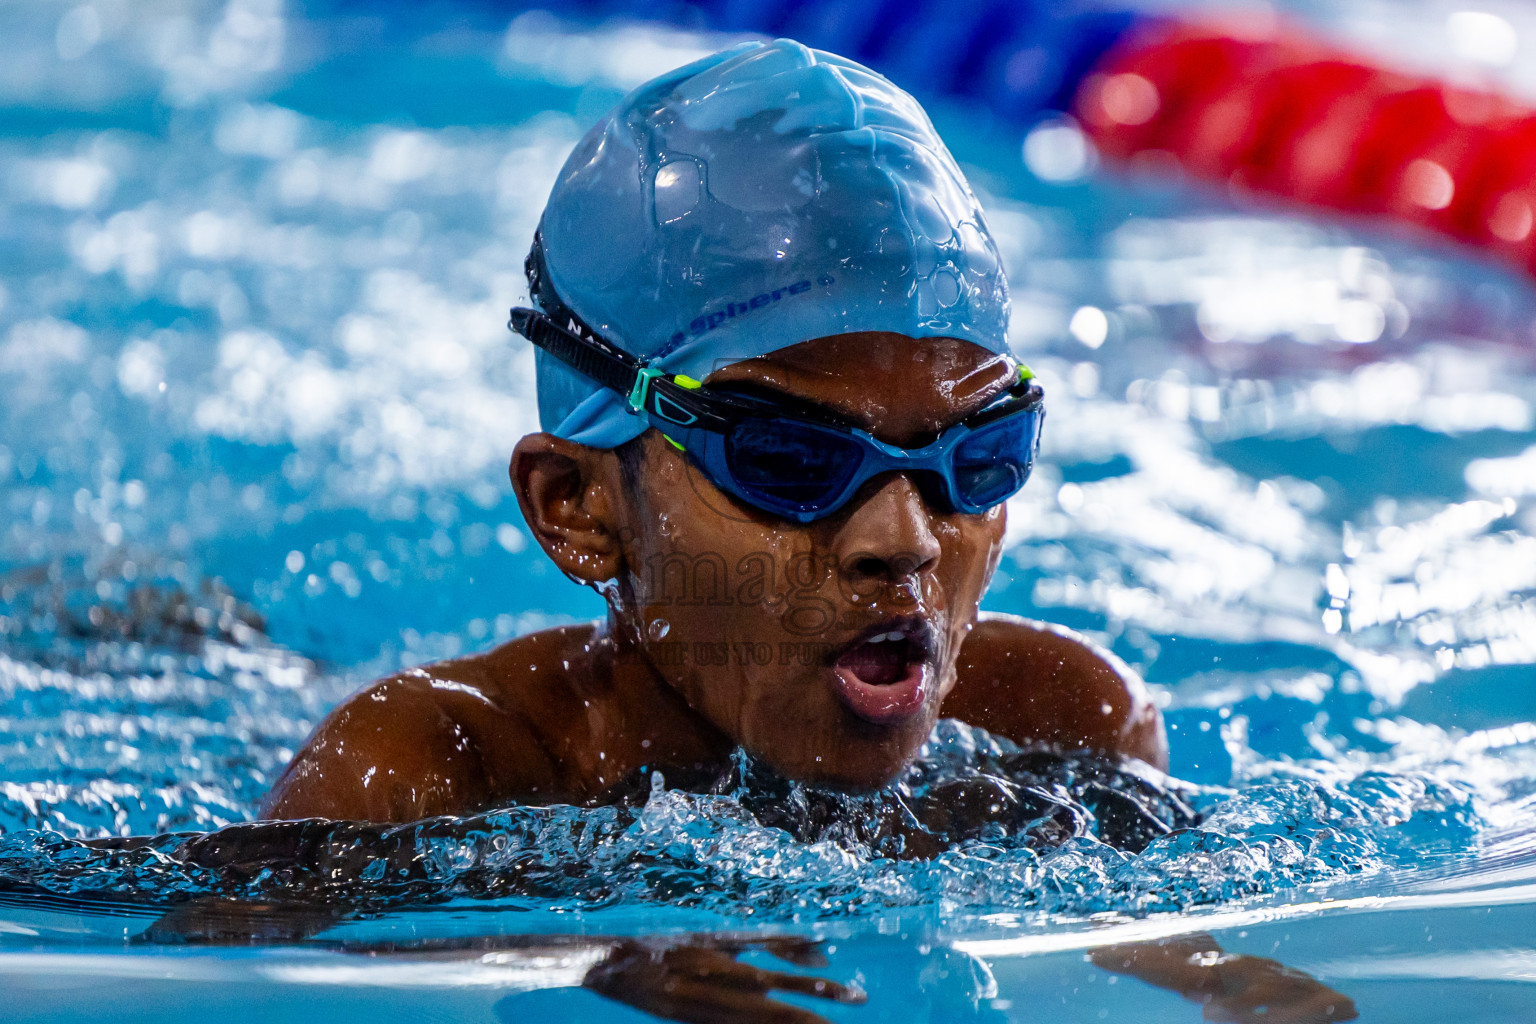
[137,898,1355,1024]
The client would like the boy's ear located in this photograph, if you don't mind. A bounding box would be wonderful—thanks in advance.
[510,433,628,585]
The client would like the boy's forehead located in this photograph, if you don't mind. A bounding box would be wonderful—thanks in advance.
[703,332,1016,443]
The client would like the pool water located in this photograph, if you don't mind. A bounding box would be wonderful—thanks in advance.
[3,1,1536,1020]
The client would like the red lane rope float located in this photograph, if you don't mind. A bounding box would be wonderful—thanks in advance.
[1075,19,1536,278]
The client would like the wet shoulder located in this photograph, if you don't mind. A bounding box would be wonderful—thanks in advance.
[401,622,611,793]
[944,613,1168,770]
[419,622,604,715]
[260,624,608,819]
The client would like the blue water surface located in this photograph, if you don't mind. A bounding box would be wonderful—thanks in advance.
[2,1,1536,1021]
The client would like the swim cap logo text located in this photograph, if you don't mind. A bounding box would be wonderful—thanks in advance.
[666,275,834,348]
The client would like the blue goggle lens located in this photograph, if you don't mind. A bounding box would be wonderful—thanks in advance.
[719,405,1042,519]
[951,409,1041,509]
[724,418,864,514]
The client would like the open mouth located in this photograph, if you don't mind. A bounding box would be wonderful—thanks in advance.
[827,618,936,725]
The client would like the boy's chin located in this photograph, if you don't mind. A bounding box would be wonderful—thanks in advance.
[798,757,916,793]
[749,729,930,793]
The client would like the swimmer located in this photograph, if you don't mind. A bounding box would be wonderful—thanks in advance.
[260,39,1166,823]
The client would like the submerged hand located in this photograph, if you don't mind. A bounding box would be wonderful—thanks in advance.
[583,935,866,1024]
[1091,935,1357,1024]
[1193,954,1358,1024]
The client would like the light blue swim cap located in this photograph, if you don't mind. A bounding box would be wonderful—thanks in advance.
[533,38,1012,448]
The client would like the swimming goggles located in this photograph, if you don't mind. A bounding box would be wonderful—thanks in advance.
[508,264,1043,524]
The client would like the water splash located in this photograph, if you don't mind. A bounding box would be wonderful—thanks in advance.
[0,687,1480,922]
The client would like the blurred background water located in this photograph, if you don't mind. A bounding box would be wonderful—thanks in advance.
[3,1,1536,1020]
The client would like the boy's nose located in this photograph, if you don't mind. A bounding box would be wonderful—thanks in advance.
[832,473,942,592]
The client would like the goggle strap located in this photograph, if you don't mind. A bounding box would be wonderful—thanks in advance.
[509,307,639,399]
[510,307,742,432]
[512,293,1046,461]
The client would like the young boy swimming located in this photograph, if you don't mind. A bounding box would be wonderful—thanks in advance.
[103,39,1353,1024]
[260,39,1166,823]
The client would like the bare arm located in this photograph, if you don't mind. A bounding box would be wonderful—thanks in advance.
[259,674,557,822]
[1091,935,1357,1023]
[943,613,1168,770]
